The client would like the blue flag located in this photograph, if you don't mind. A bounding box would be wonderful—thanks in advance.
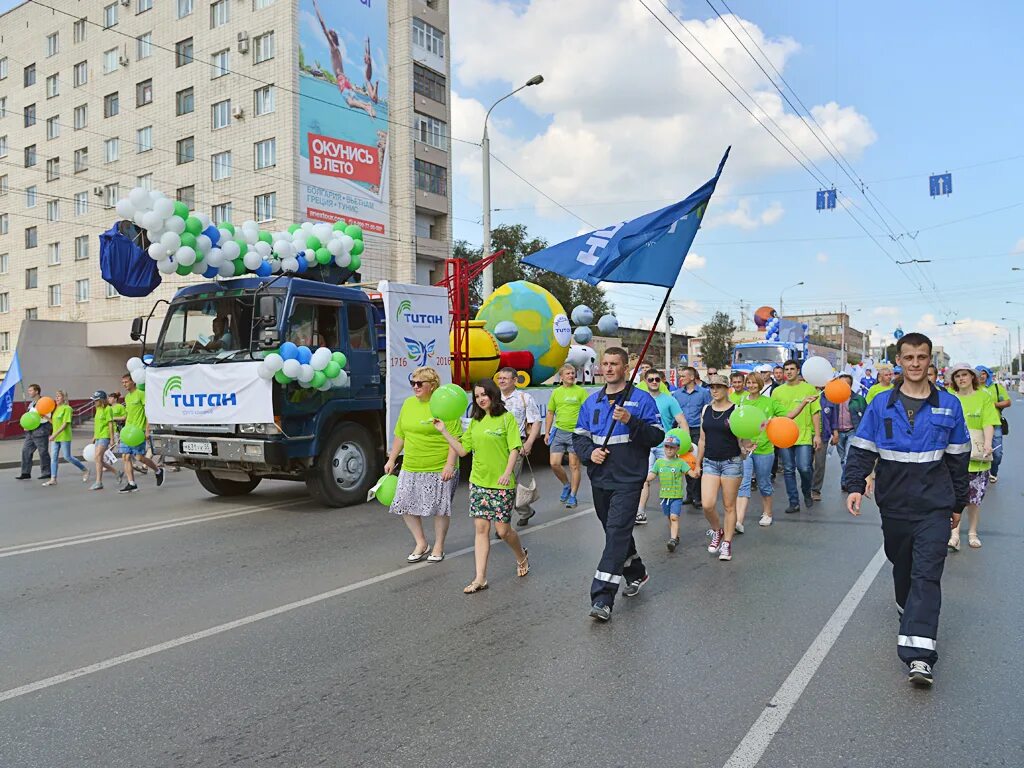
[523,148,730,288]
[0,350,22,423]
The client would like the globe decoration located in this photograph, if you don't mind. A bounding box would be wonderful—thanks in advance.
[754,306,776,330]
[493,320,519,343]
[476,281,571,383]
[570,305,594,326]
[596,314,619,335]
[573,326,593,344]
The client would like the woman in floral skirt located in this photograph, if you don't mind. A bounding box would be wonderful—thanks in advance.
[434,378,530,593]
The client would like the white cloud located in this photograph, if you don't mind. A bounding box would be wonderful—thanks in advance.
[915,314,1006,364]
[685,253,707,270]
[816,252,828,263]
[706,200,785,230]
[1013,238,1024,253]
[873,306,899,317]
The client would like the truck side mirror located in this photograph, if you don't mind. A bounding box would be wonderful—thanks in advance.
[130,316,143,341]
[259,295,277,324]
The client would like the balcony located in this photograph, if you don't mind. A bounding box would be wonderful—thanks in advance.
[415,236,449,261]
[416,189,448,215]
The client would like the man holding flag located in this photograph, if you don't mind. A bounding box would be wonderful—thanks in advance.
[525,149,730,620]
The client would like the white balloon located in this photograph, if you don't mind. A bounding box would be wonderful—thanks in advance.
[241,220,257,233]
[148,243,167,261]
[254,241,272,258]
[292,237,308,253]
[131,367,147,385]
[82,444,97,463]
[116,199,135,219]
[339,234,355,253]
[313,223,332,243]
[195,212,212,229]
[256,363,275,380]
[335,252,352,268]
[141,211,163,232]
[160,231,181,252]
[166,216,186,235]
[326,238,343,256]
[157,258,177,274]
[801,356,834,388]
[221,240,241,260]
[175,246,196,266]
[132,209,149,227]
[148,189,165,203]
[241,228,259,245]
[282,257,299,273]
[126,356,144,372]
[263,352,284,372]
[332,369,350,388]
[304,250,317,265]
[217,228,233,245]
[217,262,235,278]
[243,251,263,271]
[153,197,175,219]
[129,186,151,210]
[191,259,207,275]
[301,221,315,233]
[281,359,301,379]
[195,234,212,253]
[270,259,282,273]
[310,347,332,371]
[205,247,224,267]
[297,363,315,383]
[317,380,333,392]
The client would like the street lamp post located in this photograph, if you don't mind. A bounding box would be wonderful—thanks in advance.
[1005,301,1024,378]
[481,75,544,299]
[778,281,804,319]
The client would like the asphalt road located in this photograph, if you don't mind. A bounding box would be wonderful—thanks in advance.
[1,434,1022,768]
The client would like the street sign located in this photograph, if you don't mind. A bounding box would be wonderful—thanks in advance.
[929,173,952,197]
[816,189,837,210]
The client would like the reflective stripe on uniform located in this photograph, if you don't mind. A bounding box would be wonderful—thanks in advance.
[850,436,878,452]
[595,434,632,446]
[945,441,971,454]
[574,428,592,437]
[898,634,936,650]
[876,448,946,463]
[594,571,623,584]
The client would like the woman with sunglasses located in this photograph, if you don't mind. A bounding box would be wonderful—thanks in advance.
[434,378,530,594]
[385,367,461,564]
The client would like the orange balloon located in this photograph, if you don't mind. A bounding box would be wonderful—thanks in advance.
[680,451,697,468]
[35,396,56,415]
[765,417,799,449]
[824,378,852,404]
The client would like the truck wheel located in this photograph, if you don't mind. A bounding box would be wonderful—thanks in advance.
[195,469,261,497]
[306,422,376,507]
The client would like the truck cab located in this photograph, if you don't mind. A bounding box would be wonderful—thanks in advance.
[731,341,803,373]
[142,276,385,507]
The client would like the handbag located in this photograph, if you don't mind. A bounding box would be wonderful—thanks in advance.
[995,383,1009,435]
[968,428,989,462]
[516,457,539,508]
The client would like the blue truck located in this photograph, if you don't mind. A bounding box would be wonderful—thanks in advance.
[133,275,387,507]
[731,338,844,373]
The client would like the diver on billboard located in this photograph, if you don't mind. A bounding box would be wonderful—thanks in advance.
[312,0,378,118]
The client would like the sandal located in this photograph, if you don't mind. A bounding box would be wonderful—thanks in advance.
[463,581,489,594]
[406,546,430,563]
[41,479,57,487]
[947,532,960,552]
[516,548,530,578]
[968,534,982,549]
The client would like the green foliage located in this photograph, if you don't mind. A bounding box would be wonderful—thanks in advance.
[700,311,737,369]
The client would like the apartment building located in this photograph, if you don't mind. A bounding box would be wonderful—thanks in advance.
[0,0,453,388]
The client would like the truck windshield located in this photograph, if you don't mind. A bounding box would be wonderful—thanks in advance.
[733,345,788,365]
[155,294,256,364]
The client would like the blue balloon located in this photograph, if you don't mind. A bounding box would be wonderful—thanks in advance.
[296,256,308,273]
[278,341,298,361]
[571,305,595,326]
[142,354,154,364]
[296,345,312,365]
[202,225,221,244]
[494,320,519,343]
[596,314,619,335]
[573,326,593,344]
[203,265,219,279]
[255,261,272,277]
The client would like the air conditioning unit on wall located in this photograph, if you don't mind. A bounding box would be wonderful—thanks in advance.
[237,32,250,54]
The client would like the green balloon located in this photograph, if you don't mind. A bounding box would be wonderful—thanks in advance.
[274,370,291,385]
[430,384,469,421]
[235,240,248,257]
[311,370,327,389]
[232,258,246,276]
[344,224,363,239]
[288,223,301,234]
[220,221,236,235]
[258,230,273,244]
[185,216,203,236]
[332,220,348,232]
[176,263,193,276]
[179,232,197,250]
[323,361,341,379]
[350,239,364,257]
[331,351,347,368]
[306,236,322,252]
[349,254,361,271]
[374,474,399,506]
[173,201,189,219]
[729,406,764,440]
[315,247,332,265]
[193,250,204,263]
[20,411,41,431]
[138,381,145,392]
[120,424,146,447]
[666,427,693,454]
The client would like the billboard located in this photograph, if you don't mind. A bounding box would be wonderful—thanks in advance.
[298,0,390,235]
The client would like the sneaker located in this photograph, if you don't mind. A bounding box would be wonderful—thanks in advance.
[119,483,139,493]
[805,497,815,508]
[622,573,649,597]
[155,468,165,487]
[811,491,822,501]
[15,474,31,480]
[718,541,733,561]
[516,507,536,527]
[559,484,571,503]
[634,510,648,525]
[907,660,934,687]
[565,493,578,509]
[735,522,745,534]
[758,514,773,527]
[666,537,678,552]
[708,528,723,553]
[589,603,612,622]
[785,505,800,514]
[89,482,104,490]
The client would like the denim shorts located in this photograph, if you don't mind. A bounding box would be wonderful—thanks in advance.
[702,456,744,478]
[661,498,683,517]
[548,427,576,454]
[119,443,147,456]
[94,438,111,448]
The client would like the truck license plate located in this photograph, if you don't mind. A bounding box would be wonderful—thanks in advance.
[182,440,213,455]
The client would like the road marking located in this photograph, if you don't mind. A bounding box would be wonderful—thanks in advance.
[0,501,293,559]
[722,545,888,768]
[0,507,595,703]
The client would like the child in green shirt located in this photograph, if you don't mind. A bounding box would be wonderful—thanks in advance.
[646,434,697,552]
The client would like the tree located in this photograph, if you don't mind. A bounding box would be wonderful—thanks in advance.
[454,223,613,318]
[700,311,736,369]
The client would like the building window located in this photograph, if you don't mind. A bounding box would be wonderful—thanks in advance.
[76,279,90,303]
[26,308,38,320]
[137,0,153,12]
[413,64,446,104]
[103,48,119,74]
[136,79,153,106]
[48,284,61,307]
[178,0,194,18]
[211,49,230,78]
[46,32,59,57]
[0,136,5,157]
[412,18,445,58]
[254,32,275,63]
[415,159,447,196]
[176,38,194,67]
[107,283,120,299]
[74,104,87,129]
[103,3,118,28]
[103,183,119,208]
[48,241,61,264]
[105,138,119,163]
[26,267,38,288]
[211,99,231,130]
[211,151,232,181]
[74,147,88,173]
[254,138,276,169]
[416,114,447,150]
[74,18,87,43]
[74,61,88,87]
[255,192,276,222]
[46,157,60,181]
[176,87,195,116]
[212,203,232,223]
[176,137,195,165]
[75,235,89,260]
[24,104,36,128]
[254,85,275,115]
[0,175,6,195]
[254,0,275,8]
[24,64,36,87]
[0,253,7,273]
[211,0,229,28]
[0,332,8,351]
[136,126,153,153]
[25,186,37,207]
[46,200,60,222]
[46,74,59,98]
[0,294,8,314]
[137,173,153,190]
[25,145,37,167]
[176,186,195,209]
[137,32,152,60]
[75,191,88,215]
[0,58,6,80]
[0,214,6,235]
[104,92,119,118]
[46,115,60,140]
[0,97,5,117]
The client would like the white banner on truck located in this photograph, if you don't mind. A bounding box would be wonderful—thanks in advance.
[379,281,451,441]
[145,361,274,425]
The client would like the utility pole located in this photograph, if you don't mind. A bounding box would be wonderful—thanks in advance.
[664,301,672,381]
[738,300,747,331]
[840,302,847,368]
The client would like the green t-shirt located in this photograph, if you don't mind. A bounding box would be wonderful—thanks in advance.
[651,456,690,499]
[394,396,461,473]
[954,389,1001,472]
[460,411,522,489]
[728,390,745,405]
[93,405,114,441]
[548,384,588,432]
[51,403,73,441]
[770,382,821,445]
[985,382,1008,407]
[865,382,893,404]
[737,394,787,454]
[124,389,146,430]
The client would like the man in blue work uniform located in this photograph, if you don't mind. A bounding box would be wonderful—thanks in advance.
[845,332,970,687]
[671,366,711,507]
[574,347,665,622]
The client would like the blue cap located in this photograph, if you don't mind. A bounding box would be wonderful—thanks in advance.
[663,434,681,447]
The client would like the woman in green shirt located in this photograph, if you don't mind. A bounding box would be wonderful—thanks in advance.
[948,362,999,550]
[42,390,90,486]
[384,366,461,564]
[435,378,530,594]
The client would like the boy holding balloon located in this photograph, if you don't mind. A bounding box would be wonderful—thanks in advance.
[117,373,164,493]
[646,432,698,551]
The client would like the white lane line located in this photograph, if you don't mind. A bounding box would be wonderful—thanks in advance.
[723,545,888,768]
[0,507,595,703]
[0,501,291,559]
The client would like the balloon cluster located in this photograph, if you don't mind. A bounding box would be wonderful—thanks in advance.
[570,304,619,345]
[125,355,153,391]
[115,187,366,279]
[19,395,55,431]
[764,314,782,341]
[256,342,349,391]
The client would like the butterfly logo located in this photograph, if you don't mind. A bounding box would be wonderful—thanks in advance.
[404,336,435,368]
